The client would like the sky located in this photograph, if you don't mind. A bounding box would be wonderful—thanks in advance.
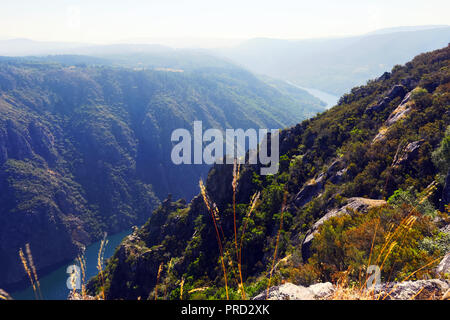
[0,0,449,46]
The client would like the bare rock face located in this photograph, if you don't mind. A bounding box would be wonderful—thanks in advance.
[253,282,334,300]
[375,279,450,300]
[301,198,386,261]
[392,140,424,168]
[294,174,326,208]
[294,158,346,208]
[255,280,449,300]
[436,252,450,276]
[365,85,407,115]
[384,91,413,126]
[372,91,413,143]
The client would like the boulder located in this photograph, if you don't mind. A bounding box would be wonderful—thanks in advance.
[301,198,386,261]
[375,279,450,300]
[436,252,450,276]
[255,280,449,300]
[253,282,334,300]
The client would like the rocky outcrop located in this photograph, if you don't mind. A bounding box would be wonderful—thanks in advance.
[375,279,450,300]
[385,91,413,126]
[294,158,346,208]
[365,85,407,115]
[253,282,335,300]
[294,174,325,208]
[301,198,386,261]
[377,72,391,82]
[392,140,424,168]
[436,253,450,276]
[255,280,449,300]
[372,91,413,143]
[87,198,193,300]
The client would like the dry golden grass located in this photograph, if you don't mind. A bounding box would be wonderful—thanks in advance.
[19,244,42,300]
[96,234,108,300]
[0,289,12,300]
[180,277,185,300]
[199,178,229,299]
[199,160,266,300]
[329,182,443,300]
[154,262,164,300]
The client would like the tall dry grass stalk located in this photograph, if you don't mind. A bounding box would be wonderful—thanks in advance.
[188,287,209,294]
[354,182,440,299]
[200,163,262,300]
[266,191,288,299]
[0,289,12,300]
[25,244,42,300]
[19,244,42,300]
[76,253,87,299]
[97,233,108,300]
[380,256,441,300]
[154,262,164,300]
[180,277,185,300]
[375,182,436,270]
[163,258,174,300]
[199,179,229,300]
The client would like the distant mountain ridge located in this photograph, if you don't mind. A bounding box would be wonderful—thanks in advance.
[365,25,449,35]
[216,26,450,95]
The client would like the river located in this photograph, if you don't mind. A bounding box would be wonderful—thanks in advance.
[11,229,132,300]
[286,81,340,109]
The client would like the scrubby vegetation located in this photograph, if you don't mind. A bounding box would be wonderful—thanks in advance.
[87,45,449,300]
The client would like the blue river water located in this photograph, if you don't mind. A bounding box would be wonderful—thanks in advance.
[285,81,340,109]
[11,229,132,300]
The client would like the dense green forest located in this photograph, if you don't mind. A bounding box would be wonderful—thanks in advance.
[0,57,324,289]
[90,45,450,300]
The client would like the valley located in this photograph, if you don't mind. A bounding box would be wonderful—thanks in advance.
[0,55,324,290]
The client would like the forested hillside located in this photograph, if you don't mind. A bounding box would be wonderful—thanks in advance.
[0,58,323,289]
[91,45,450,300]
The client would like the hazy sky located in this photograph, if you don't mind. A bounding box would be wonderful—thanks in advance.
[1,0,449,46]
